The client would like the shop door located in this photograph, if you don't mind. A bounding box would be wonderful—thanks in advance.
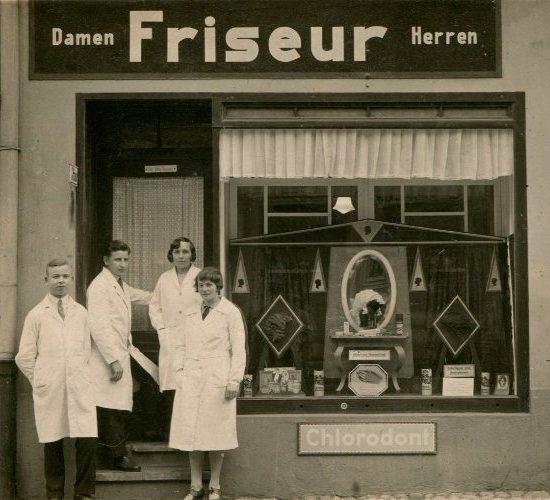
[112,175,204,440]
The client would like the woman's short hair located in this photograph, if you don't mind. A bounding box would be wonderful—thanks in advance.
[167,237,196,263]
[103,240,131,259]
[195,266,223,292]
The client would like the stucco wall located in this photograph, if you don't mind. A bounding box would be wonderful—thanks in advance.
[15,1,550,498]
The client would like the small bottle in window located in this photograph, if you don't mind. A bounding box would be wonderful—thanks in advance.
[395,313,404,335]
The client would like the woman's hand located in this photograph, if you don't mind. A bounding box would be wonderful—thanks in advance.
[225,382,239,400]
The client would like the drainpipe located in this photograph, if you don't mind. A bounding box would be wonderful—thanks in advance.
[0,1,20,498]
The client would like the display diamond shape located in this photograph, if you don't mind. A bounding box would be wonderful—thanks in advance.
[433,295,480,357]
[256,295,304,358]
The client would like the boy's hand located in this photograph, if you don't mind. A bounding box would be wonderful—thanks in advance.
[110,360,123,382]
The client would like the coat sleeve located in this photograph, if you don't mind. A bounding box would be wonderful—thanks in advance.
[172,324,186,373]
[127,284,152,306]
[87,284,124,365]
[148,279,165,331]
[15,312,39,384]
[227,306,247,386]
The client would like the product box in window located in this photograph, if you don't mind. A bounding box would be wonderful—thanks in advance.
[257,367,303,396]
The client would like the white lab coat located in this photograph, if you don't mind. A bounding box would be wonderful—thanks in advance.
[148,265,201,391]
[169,297,246,451]
[15,295,97,443]
[87,267,151,411]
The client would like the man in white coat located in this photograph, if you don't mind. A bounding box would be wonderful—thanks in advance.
[87,240,152,472]
[15,258,97,500]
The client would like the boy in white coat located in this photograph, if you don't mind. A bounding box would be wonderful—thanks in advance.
[87,240,151,471]
[15,259,97,500]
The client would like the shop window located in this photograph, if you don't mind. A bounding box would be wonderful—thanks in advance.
[220,95,525,413]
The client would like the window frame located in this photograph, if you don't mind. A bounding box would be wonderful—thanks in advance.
[219,93,527,414]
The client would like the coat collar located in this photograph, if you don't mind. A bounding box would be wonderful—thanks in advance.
[169,264,200,288]
[100,267,130,309]
[40,294,76,322]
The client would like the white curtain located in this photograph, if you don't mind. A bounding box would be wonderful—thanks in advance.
[220,128,513,180]
[113,177,204,330]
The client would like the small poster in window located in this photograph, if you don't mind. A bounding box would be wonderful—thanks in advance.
[494,373,510,395]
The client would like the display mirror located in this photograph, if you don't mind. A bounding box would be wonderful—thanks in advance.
[341,249,397,333]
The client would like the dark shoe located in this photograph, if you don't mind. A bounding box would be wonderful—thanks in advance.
[113,455,141,472]
[183,487,205,500]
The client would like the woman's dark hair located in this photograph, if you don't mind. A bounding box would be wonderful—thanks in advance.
[103,240,131,260]
[195,266,223,292]
[167,237,196,263]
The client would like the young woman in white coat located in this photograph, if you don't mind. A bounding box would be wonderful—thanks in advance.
[169,267,246,500]
[149,237,201,434]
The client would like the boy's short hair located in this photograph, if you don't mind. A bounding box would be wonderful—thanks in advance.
[45,258,71,276]
[195,266,224,292]
[103,240,131,260]
[167,237,197,263]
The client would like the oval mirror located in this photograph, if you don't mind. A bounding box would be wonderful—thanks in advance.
[341,249,397,333]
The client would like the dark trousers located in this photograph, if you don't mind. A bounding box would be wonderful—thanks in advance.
[44,437,96,498]
[162,389,175,434]
[97,406,129,458]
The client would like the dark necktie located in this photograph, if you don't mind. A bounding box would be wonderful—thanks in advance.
[117,277,124,291]
[58,299,65,320]
[202,305,210,320]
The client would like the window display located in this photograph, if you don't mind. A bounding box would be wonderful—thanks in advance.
[229,220,514,405]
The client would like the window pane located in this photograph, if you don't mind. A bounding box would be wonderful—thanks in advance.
[405,215,464,232]
[237,186,264,238]
[468,185,494,235]
[375,186,401,223]
[331,186,358,225]
[268,216,327,234]
[268,186,327,213]
[405,185,464,212]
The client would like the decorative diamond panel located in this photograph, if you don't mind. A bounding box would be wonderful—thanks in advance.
[256,295,304,358]
[433,295,480,357]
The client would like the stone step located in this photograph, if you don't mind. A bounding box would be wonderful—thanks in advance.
[128,441,189,466]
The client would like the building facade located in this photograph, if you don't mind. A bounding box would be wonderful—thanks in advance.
[1,1,550,498]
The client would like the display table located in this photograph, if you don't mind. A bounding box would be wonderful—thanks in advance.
[330,333,408,393]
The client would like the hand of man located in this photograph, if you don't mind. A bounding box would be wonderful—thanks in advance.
[110,360,123,382]
[225,383,239,400]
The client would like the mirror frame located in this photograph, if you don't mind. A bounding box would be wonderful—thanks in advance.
[340,249,397,333]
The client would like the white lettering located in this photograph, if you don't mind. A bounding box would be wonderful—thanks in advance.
[167,27,198,63]
[411,26,477,46]
[204,16,216,62]
[353,26,387,61]
[269,27,301,62]
[52,28,62,46]
[225,27,259,62]
[310,27,344,61]
[411,26,421,45]
[129,10,163,62]
[305,428,320,447]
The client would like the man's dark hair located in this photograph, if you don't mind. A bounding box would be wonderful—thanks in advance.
[103,239,131,260]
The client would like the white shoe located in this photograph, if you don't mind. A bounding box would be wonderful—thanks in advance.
[183,488,204,500]
[208,487,222,500]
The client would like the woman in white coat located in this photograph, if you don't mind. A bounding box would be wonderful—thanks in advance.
[149,237,201,432]
[169,267,246,500]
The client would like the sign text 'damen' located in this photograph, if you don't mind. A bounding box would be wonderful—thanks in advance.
[298,423,436,455]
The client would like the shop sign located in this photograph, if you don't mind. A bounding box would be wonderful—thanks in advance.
[30,0,500,79]
[298,423,436,455]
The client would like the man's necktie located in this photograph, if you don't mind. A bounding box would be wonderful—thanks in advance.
[117,277,124,291]
[202,305,210,320]
[58,299,65,320]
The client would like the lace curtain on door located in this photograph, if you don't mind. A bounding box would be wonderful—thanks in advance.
[113,177,204,331]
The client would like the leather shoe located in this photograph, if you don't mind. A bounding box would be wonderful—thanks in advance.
[113,455,141,472]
